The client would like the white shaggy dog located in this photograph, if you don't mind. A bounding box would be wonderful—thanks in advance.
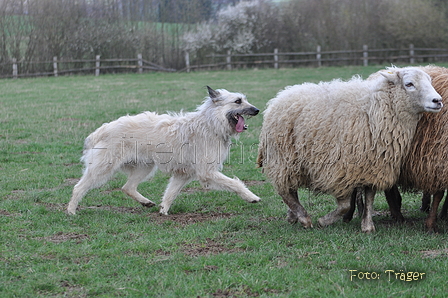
[67,86,261,215]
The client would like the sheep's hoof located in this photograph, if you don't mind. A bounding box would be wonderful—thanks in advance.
[302,222,313,229]
[317,217,331,227]
[425,219,438,234]
[66,208,77,215]
[392,214,405,223]
[288,210,312,228]
[287,209,298,224]
[361,226,376,233]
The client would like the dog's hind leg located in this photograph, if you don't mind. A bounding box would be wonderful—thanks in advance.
[67,166,116,215]
[200,172,261,203]
[122,165,157,208]
[159,174,193,215]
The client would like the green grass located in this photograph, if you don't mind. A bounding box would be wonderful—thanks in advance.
[1,65,448,297]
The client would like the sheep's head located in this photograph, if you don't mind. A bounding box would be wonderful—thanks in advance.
[380,67,443,113]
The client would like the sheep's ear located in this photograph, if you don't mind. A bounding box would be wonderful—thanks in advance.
[207,86,220,102]
[380,69,399,84]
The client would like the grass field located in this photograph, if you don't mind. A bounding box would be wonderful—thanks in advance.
[1,65,448,297]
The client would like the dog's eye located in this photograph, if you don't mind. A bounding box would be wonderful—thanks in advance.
[405,82,414,88]
[235,98,242,104]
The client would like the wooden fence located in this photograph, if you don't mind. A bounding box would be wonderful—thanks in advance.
[2,45,448,78]
[1,54,175,79]
[184,45,448,72]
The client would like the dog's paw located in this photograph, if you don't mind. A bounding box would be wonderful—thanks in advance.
[249,197,261,203]
[159,206,169,216]
[141,201,156,208]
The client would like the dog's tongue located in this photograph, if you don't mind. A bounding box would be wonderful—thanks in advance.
[236,115,245,133]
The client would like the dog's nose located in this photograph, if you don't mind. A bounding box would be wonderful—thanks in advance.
[253,107,260,115]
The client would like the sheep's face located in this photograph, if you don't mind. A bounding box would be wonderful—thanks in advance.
[382,68,443,113]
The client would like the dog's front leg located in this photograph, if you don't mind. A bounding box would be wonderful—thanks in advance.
[201,172,261,203]
[159,175,193,215]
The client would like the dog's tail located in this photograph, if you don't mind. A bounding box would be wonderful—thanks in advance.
[80,123,109,167]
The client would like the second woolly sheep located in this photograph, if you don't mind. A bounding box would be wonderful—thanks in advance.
[257,67,442,233]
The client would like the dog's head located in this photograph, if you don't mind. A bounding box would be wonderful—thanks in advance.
[206,86,259,133]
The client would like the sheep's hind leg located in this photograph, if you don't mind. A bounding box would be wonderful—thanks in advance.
[343,188,362,223]
[361,186,376,233]
[122,165,157,208]
[279,189,312,228]
[384,185,405,222]
[440,192,448,220]
[318,194,351,228]
[425,190,444,233]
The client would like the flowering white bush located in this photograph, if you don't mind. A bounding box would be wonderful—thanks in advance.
[182,0,274,53]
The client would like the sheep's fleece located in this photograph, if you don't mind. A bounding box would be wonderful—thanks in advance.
[257,66,442,233]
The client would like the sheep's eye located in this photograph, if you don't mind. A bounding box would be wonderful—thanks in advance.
[405,82,414,88]
[235,98,242,104]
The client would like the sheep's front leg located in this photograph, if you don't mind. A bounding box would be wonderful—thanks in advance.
[361,186,376,233]
[318,195,351,227]
[279,189,312,228]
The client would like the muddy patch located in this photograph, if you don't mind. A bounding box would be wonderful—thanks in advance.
[420,248,448,258]
[210,286,279,297]
[148,212,234,226]
[7,189,26,200]
[82,205,146,214]
[0,209,13,216]
[43,232,89,243]
[181,238,243,256]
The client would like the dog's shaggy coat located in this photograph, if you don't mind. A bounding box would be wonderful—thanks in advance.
[257,67,442,233]
[67,87,261,215]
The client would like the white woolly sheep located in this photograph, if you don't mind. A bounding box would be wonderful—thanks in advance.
[257,67,442,233]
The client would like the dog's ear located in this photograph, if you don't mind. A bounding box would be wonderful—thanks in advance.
[207,86,220,101]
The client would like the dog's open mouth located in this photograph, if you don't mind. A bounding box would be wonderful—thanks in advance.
[234,114,247,132]
[227,107,259,133]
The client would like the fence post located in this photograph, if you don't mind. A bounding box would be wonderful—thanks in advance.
[12,58,18,79]
[185,51,190,73]
[137,54,143,74]
[363,45,368,67]
[316,45,322,67]
[409,44,415,64]
[53,56,58,77]
[95,55,100,76]
[274,48,278,69]
[226,50,232,70]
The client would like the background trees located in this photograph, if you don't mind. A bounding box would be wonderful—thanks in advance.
[1,0,448,73]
